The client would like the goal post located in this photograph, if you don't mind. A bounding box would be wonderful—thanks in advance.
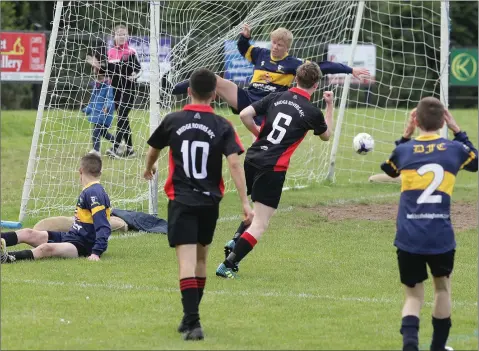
[326,0,365,181]
[19,1,64,222]
[148,1,161,217]
[19,1,449,221]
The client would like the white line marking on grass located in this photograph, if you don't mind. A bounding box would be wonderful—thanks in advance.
[3,278,476,307]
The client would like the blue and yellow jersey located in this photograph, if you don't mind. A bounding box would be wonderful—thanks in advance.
[381,132,478,254]
[64,181,112,256]
[237,35,352,101]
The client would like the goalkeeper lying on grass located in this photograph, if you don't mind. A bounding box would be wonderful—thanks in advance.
[1,154,112,263]
[172,23,369,126]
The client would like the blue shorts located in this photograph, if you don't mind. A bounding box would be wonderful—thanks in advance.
[47,231,91,257]
[231,88,264,126]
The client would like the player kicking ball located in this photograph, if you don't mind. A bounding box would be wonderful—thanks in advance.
[1,154,112,263]
[216,61,334,278]
[381,98,477,351]
[144,68,253,340]
[172,23,368,126]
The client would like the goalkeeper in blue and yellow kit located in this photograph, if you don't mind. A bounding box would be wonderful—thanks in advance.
[381,97,478,351]
[1,154,111,263]
[172,23,369,126]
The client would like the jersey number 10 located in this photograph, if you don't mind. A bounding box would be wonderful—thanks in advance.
[181,140,209,179]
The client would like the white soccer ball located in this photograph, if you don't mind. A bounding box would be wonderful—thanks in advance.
[353,133,374,155]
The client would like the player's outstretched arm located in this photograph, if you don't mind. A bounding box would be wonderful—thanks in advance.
[144,146,160,180]
[319,91,334,141]
[226,153,254,225]
[240,106,261,137]
[316,61,370,79]
[237,23,252,56]
[89,205,112,261]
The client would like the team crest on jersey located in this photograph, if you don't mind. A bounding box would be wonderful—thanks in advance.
[194,113,201,120]
[261,61,265,66]
[259,72,273,83]
[463,144,470,152]
[90,196,100,207]
[277,65,284,72]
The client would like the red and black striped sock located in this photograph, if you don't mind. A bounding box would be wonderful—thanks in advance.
[179,277,199,326]
[225,232,257,268]
[196,277,206,305]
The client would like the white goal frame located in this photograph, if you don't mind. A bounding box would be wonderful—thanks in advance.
[19,0,451,222]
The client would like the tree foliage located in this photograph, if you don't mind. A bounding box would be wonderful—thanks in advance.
[1,1,477,109]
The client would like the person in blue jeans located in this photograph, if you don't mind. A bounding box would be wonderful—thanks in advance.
[83,66,115,156]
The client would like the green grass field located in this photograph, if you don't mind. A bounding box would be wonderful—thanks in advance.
[1,109,477,350]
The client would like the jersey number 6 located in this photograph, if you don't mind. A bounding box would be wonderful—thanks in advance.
[181,140,209,179]
[267,112,292,144]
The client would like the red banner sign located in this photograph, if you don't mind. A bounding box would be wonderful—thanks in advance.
[1,32,46,81]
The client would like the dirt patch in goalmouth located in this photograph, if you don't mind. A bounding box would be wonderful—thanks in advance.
[306,202,478,232]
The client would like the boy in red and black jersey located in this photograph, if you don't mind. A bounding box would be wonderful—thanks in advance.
[144,68,253,341]
[216,62,334,278]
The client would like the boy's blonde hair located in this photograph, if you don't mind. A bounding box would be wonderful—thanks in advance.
[270,27,293,48]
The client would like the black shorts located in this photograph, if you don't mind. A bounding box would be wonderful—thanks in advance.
[245,162,286,209]
[231,88,263,126]
[397,249,455,287]
[47,231,92,257]
[167,200,219,248]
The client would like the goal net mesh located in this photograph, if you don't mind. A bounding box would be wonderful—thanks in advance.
[21,0,443,219]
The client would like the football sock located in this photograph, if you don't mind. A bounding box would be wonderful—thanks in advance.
[196,277,206,305]
[232,221,247,242]
[224,232,257,268]
[172,80,189,95]
[10,250,34,261]
[430,316,451,351]
[401,315,420,349]
[180,277,199,326]
[1,232,18,246]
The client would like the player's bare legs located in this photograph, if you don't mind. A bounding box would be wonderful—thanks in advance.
[175,244,204,340]
[214,75,239,110]
[431,276,452,350]
[1,228,49,248]
[33,215,128,232]
[32,242,79,259]
[401,283,424,351]
[1,241,79,263]
[218,202,275,278]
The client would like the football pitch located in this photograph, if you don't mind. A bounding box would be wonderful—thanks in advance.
[1,109,477,349]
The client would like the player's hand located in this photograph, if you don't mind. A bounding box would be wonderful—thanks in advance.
[242,203,254,226]
[352,67,370,79]
[143,165,157,180]
[241,23,251,38]
[403,108,417,138]
[127,72,137,81]
[86,55,100,69]
[444,109,461,134]
[323,91,334,105]
[87,254,100,261]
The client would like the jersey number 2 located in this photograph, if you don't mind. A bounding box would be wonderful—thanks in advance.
[416,163,444,204]
[181,140,209,179]
[267,112,292,144]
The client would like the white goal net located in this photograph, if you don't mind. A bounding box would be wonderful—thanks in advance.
[20,0,446,220]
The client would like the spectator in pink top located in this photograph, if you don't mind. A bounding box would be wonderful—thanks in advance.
[87,24,141,158]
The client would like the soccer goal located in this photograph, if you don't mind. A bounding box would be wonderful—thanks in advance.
[19,0,450,221]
